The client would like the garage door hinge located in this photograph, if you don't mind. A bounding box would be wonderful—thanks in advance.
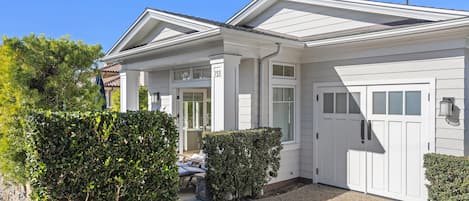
[428,93,430,101]
[316,94,319,101]
[316,168,319,175]
[177,95,180,100]
[316,132,319,140]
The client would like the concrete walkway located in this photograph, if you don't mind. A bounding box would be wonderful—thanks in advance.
[257,184,393,201]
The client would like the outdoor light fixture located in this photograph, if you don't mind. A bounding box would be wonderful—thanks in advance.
[151,92,161,111]
[439,97,454,117]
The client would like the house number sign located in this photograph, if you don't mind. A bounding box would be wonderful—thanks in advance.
[214,68,222,78]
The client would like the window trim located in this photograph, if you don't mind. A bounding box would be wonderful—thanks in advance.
[172,66,211,82]
[269,62,300,145]
[272,63,297,80]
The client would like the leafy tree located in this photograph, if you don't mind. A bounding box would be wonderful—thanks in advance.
[0,34,105,183]
[110,86,149,112]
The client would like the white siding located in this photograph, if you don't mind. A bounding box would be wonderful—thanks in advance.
[248,1,405,38]
[300,49,467,179]
[144,22,192,44]
[239,59,258,129]
[465,48,469,156]
[148,70,173,114]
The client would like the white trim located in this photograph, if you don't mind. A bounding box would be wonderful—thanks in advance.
[312,78,436,184]
[269,62,301,147]
[102,29,221,62]
[305,17,469,47]
[228,0,468,26]
[107,8,218,55]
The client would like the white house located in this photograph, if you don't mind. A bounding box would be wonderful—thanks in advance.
[101,1,469,200]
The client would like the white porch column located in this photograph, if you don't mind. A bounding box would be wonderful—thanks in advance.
[120,70,140,112]
[210,54,242,131]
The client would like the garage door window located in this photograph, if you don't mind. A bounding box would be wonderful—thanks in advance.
[406,91,421,115]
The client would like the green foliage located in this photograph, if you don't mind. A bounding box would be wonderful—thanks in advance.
[0,34,105,183]
[111,89,121,112]
[424,153,469,201]
[203,128,283,201]
[25,111,179,201]
[109,86,148,112]
[139,86,148,111]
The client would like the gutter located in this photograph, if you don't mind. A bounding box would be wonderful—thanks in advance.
[258,43,281,127]
[306,17,469,47]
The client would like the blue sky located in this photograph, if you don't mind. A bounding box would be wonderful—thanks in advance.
[1,0,468,52]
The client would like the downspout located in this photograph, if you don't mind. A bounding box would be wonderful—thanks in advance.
[258,43,281,127]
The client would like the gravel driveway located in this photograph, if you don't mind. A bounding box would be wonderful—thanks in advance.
[257,184,393,201]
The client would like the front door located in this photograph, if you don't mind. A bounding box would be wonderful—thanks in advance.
[317,84,430,201]
[179,89,211,153]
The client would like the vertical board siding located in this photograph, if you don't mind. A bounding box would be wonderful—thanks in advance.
[300,49,466,179]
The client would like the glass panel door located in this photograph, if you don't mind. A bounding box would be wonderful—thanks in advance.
[180,89,211,152]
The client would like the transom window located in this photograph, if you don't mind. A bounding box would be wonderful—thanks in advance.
[173,66,211,81]
[273,87,295,142]
[272,64,295,79]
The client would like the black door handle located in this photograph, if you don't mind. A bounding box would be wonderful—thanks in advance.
[360,120,365,143]
[367,120,372,141]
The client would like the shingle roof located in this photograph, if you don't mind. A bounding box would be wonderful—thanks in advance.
[100,63,121,73]
[103,75,120,88]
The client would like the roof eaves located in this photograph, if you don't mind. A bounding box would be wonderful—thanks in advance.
[305,17,469,47]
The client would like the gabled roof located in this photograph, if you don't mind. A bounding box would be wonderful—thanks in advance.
[227,0,469,25]
[105,7,299,56]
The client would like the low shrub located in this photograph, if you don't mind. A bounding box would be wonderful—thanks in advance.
[203,128,283,201]
[25,111,179,201]
[424,153,469,201]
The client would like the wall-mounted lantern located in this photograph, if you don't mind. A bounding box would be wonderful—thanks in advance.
[151,92,161,111]
[439,97,454,117]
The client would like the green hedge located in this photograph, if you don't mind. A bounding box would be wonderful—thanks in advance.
[203,128,283,201]
[424,153,469,201]
[25,111,179,201]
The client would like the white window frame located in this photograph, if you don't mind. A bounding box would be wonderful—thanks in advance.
[269,62,300,147]
[272,63,297,80]
[172,66,211,82]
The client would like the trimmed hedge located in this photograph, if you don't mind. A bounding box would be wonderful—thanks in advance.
[25,111,179,201]
[203,128,283,201]
[424,153,469,201]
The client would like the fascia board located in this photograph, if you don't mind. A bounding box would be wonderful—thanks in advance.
[107,9,219,56]
[305,18,469,47]
[220,28,304,48]
[292,0,466,21]
[101,29,222,62]
[227,0,277,25]
[147,9,218,30]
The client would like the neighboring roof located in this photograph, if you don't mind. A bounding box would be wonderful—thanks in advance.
[103,75,120,88]
[100,63,121,73]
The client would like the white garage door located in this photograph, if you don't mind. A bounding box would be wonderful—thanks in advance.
[316,84,430,201]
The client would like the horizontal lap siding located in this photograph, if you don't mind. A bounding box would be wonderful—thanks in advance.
[248,1,404,38]
[300,49,466,179]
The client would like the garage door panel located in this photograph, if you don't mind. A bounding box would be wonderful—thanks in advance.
[317,84,429,200]
[388,121,403,194]
[406,122,422,198]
